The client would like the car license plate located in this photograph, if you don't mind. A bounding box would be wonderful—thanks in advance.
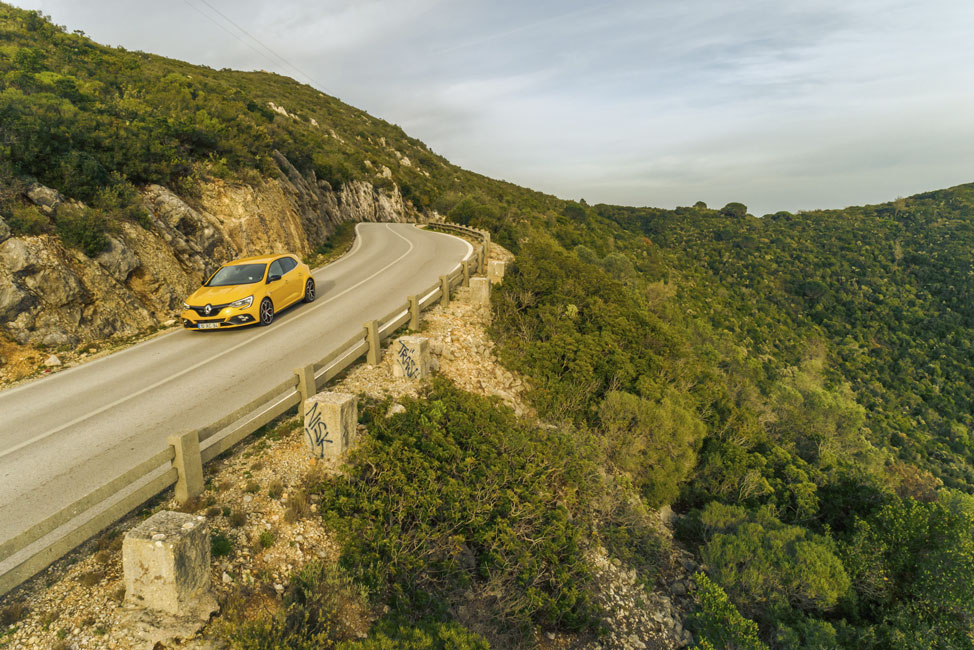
[198,323,220,330]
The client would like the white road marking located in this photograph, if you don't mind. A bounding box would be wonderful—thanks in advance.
[0,223,376,400]
[0,224,416,460]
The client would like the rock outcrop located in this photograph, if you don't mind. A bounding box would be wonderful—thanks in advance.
[0,153,417,359]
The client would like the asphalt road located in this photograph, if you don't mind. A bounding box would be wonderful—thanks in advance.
[0,223,471,547]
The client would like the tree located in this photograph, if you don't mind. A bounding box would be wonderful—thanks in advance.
[599,390,706,506]
[699,503,850,618]
[720,202,748,218]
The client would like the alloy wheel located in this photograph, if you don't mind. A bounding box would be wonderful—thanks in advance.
[259,298,274,326]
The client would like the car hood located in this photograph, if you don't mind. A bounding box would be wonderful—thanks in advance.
[186,284,259,306]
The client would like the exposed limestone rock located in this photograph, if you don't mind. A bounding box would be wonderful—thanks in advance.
[339,179,406,224]
[0,272,31,322]
[0,237,35,273]
[44,354,61,367]
[0,151,421,380]
[97,235,141,283]
[23,265,85,307]
[25,183,64,214]
[143,185,232,268]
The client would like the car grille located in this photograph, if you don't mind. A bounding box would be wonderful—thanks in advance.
[189,303,230,317]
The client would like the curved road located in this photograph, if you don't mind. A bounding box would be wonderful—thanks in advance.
[0,223,470,548]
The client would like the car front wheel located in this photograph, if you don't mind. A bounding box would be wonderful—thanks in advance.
[303,278,316,303]
[258,298,274,326]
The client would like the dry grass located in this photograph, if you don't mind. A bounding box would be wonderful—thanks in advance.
[77,570,105,587]
[0,601,28,626]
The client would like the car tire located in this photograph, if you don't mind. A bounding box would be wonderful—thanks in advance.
[258,298,274,326]
[303,278,316,303]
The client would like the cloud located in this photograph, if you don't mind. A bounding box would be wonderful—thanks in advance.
[15,0,974,215]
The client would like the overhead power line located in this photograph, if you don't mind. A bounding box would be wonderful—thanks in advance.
[184,0,325,90]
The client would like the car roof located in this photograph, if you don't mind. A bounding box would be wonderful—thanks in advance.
[224,253,297,265]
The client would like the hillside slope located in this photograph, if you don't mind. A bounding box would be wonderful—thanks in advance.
[2,3,974,649]
[0,1,555,372]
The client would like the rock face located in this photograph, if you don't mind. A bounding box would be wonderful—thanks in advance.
[0,152,416,352]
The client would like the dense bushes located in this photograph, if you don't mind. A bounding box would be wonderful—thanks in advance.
[697,503,850,617]
[487,187,974,646]
[598,390,705,507]
[314,380,601,643]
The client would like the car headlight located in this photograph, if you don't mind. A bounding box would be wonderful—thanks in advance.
[182,302,190,310]
[229,295,253,309]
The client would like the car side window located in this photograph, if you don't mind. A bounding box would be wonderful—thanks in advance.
[269,259,285,278]
[281,257,297,274]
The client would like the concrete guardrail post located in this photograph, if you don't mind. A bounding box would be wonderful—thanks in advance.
[295,364,316,418]
[463,260,471,287]
[408,295,420,330]
[365,320,381,365]
[168,431,204,506]
[440,275,450,307]
[303,392,358,461]
[469,277,490,306]
[488,260,506,284]
[122,511,216,618]
[481,233,490,273]
[392,336,431,380]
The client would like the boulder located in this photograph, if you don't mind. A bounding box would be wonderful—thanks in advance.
[26,183,64,214]
[23,266,84,307]
[0,238,35,274]
[0,273,32,322]
[96,235,140,283]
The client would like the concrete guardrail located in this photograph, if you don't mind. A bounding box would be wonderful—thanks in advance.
[0,222,491,597]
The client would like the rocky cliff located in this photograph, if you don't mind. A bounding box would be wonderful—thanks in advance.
[0,152,416,366]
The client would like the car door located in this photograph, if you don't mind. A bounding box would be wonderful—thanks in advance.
[281,257,301,305]
[267,258,290,308]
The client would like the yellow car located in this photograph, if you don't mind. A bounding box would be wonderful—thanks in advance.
[180,254,315,329]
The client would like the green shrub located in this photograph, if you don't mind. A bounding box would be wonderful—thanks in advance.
[598,390,706,507]
[92,175,150,227]
[54,204,109,256]
[689,572,768,650]
[211,532,233,557]
[315,379,599,640]
[342,619,489,649]
[698,503,850,618]
[6,203,49,235]
[840,490,974,645]
[259,530,276,549]
[220,562,368,650]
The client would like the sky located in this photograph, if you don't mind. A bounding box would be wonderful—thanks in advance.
[13,0,974,215]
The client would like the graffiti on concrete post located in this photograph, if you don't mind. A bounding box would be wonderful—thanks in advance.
[304,401,332,458]
[396,340,418,379]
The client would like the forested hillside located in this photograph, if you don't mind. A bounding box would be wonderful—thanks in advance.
[2,3,974,649]
[484,188,974,648]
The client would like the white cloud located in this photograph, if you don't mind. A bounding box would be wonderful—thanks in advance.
[14,0,974,214]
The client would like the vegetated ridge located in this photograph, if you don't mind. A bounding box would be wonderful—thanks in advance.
[1,4,974,649]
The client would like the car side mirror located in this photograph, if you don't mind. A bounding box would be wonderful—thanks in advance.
[267,273,281,283]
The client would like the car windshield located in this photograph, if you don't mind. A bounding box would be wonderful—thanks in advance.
[206,263,266,286]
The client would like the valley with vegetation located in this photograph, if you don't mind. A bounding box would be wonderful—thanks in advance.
[1,3,974,649]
